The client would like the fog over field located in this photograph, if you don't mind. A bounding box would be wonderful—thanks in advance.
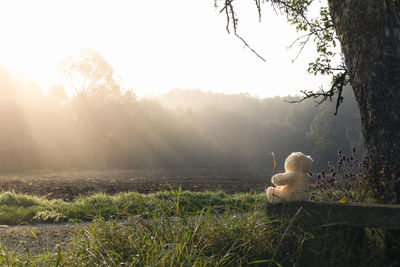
[0,61,363,172]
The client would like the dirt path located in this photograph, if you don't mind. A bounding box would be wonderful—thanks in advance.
[0,222,86,254]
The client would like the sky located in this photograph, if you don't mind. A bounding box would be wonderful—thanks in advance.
[0,0,334,98]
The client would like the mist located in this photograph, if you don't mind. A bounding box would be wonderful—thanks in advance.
[0,61,363,172]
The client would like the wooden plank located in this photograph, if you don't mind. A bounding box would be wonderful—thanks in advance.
[266,201,400,230]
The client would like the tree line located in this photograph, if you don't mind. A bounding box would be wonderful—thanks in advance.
[0,65,363,172]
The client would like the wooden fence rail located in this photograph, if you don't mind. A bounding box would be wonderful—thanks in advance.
[266,201,400,230]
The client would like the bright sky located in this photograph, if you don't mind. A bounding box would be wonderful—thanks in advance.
[0,0,333,98]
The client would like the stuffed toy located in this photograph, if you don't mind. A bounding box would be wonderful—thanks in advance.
[266,152,313,203]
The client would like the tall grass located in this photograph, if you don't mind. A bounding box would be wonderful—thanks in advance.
[0,189,391,266]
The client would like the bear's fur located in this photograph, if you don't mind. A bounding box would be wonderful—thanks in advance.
[266,152,313,203]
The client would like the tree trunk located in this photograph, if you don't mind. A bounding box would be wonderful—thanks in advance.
[328,0,400,203]
[328,0,400,259]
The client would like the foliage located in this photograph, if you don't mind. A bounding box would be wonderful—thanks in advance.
[215,0,349,114]
[0,59,364,171]
[306,87,364,164]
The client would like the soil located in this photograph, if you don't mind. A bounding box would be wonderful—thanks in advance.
[0,169,270,201]
[0,222,80,254]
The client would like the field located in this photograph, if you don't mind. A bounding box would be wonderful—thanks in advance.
[0,169,270,200]
[0,169,393,266]
[0,169,271,262]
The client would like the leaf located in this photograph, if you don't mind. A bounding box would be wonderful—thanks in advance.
[270,152,276,176]
[249,259,282,266]
[55,245,63,267]
[29,229,38,240]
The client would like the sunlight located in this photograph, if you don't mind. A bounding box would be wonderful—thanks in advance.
[0,0,333,98]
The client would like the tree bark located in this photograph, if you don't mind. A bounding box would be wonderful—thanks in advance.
[328,0,400,259]
[328,0,400,203]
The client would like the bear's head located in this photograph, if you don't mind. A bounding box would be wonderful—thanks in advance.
[284,152,313,173]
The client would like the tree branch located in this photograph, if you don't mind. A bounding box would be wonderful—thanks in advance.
[219,0,266,61]
[287,69,349,115]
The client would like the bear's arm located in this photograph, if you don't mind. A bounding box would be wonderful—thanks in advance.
[271,172,296,186]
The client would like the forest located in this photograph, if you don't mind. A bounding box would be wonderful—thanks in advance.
[0,64,363,172]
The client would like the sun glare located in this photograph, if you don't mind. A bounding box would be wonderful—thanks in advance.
[0,0,333,98]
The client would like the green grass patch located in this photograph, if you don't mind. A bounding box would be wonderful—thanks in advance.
[0,189,266,225]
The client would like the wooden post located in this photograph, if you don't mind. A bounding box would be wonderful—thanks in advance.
[267,201,400,262]
[266,201,400,230]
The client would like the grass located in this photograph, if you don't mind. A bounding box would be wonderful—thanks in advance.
[0,188,264,225]
[0,189,395,266]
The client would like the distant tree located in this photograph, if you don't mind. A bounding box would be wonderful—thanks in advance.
[0,67,38,170]
[216,0,400,205]
[307,88,364,165]
[60,48,120,96]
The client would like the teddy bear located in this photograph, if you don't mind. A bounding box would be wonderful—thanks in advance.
[266,152,313,203]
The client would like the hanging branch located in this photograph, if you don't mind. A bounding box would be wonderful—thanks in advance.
[219,0,266,61]
[287,69,349,115]
[255,0,262,22]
